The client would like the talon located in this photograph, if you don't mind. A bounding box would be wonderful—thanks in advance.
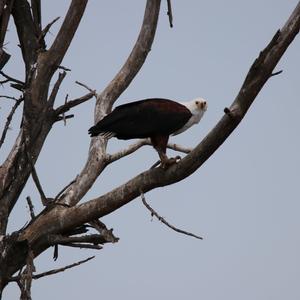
[160,157,180,169]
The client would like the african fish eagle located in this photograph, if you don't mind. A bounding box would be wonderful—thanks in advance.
[88,98,207,168]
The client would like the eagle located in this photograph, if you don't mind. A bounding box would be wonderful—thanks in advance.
[89,98,207,168]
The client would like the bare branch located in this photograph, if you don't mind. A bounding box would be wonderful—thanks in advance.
[10,256,95,282]
[270,69,283,77]
[34,256,94,279]
[0,95,19,101]
[54,91,95,115]
[107,139,192,163]
[38,16,60,46]
[0,71,24,85]
[47,71,67,107]
[141,192,202,240]
[0,97,23,149]
[166,0,173,28]
[75,80,97,95]
[26,196,35,220]
[29,162,48,206]
[48,0,88,67]
[94,0,161,120]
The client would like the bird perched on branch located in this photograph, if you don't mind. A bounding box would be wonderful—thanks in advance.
[88,98,207,168]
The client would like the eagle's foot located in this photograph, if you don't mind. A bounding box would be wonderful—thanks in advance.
[160,155,181,169]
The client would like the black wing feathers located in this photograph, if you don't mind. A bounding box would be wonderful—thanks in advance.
[88,99,191,139]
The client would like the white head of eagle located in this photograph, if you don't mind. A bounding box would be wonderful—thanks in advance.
[89,97,207,167]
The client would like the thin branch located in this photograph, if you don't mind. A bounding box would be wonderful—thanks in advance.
[25,148,49,206]
[39,16,60,43]
[107,139,192,163]
[0,95,19,101]
[270,69,283,77]
[0,70,24,85]
[141,192,203,240]
[10,256,95,282]
[0,97,23,149]
[54,91,95,115]
[166,0,173,28]
[26,196,35,220]
[47,71,67,107]
[57,65,71,72]
[75,80,97,95]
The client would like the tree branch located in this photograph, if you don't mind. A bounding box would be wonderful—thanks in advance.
[54,91,95,115]
[0,96,23,149]
[141,192,202,239]
[47,71,67,107]
[107,139,192,163]
[10,256,94,282]
[166,0,173,28]
[47,0,88,68]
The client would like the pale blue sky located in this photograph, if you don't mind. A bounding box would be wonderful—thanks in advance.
[1,1,300,299]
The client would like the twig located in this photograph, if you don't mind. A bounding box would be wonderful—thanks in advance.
[26,152,48,206]
[48,71,67,107]
[0,95,19,101]
[10,256,95,282]
[58,65,71,72]
[39,16,60,42]
[108,139,192,163]
[141,192,203,240]
[75,80,97,95]
[0,71,24,85]
[26,196,35,219]
[0,97,23,149]
[63,94,68,126]
[270,69,283,77]
[166,0,173,28]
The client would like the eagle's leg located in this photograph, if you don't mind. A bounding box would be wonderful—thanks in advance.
[151,135,178,169]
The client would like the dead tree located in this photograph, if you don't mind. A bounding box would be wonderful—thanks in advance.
[0,0,299,298]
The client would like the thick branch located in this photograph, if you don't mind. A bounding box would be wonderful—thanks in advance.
[12,0,39,72]
[48,0,87,67]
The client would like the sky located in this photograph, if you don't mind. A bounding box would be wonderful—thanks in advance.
[1,1,300,299]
